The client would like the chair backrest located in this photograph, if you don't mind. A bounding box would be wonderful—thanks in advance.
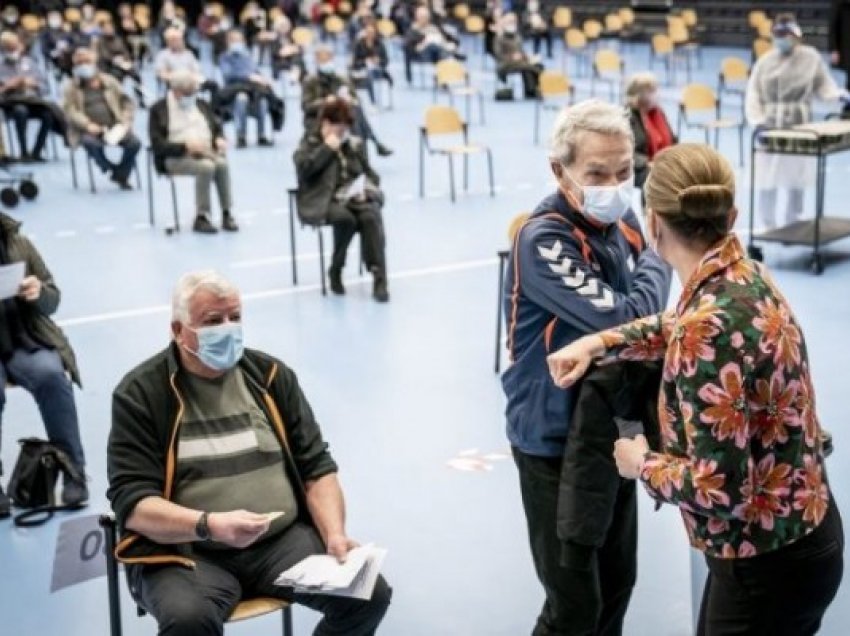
[20,14,40,33]
[681,9,697,28]
[453,3,471,20]
[605,14,623,33]
[338,0,354,16]
[583,19,603,40]
[64,7,81,23]
[324,15,345,33]
[507,212,532,242]
[424,105,464,136]
[465,15,485,33]
[435,58,467,87]
[538,70,571,98]
[95,10,112,24]
[681,84,718,114]
[668,20,689,45]
[752,37,772,60]
[565,28,586,50]
[619,7,635,26]
[652,33,673,55]
[377,18,397,38]
[552,7,572,29]
[757,19,773,39]
[748,10,767,29]
[292,26,315,46]
[594,49,622,74]
[720,56,749,83]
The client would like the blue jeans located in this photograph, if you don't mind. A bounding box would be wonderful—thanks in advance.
[0,348,86,472]
[232,92,268,140]
[81,131,142,182]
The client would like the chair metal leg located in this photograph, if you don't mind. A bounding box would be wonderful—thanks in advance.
[134,160,142,190]
[317,228,327,296]
[447,155,456,203]
[70,147,79,189]
[283,606,293,636]
[169,178,180,231]
[479,93,485,124]
[487,150,495,197]
[289,190,298,285]
[99,516,123,636]
[146,150,154,226]
[86,155,96,193]
[463,154,469,191]
[419,136,425,197]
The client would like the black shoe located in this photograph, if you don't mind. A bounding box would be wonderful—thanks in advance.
[371,266,389,302]
[222,213,239,232]
[110,173,133,190]
[328,266,345,295]
[193,215,218,234]
[237,137,247,149]
[0,483,10,519]
[61,479,89,508]
[257,137,274,147]
[376,143,394,157]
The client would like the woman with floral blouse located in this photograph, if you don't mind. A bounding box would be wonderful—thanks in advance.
[547,143,843,635]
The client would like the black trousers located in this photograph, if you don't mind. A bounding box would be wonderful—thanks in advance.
[697,498,844,636]
[327,201,386,273]
[131,522,392,636]
[1,101,52,158]
[513,448,637,636]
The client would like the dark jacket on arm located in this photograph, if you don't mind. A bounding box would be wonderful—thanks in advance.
[148,97,224,174]
[107,344,338,567]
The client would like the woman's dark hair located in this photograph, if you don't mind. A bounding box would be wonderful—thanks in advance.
[644,144,735,249]
[319,98,355,125]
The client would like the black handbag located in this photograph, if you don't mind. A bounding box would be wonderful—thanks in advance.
[495,87,514,101]
[7,437,84,527]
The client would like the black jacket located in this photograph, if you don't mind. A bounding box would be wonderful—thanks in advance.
[557,362,662,564]
[107,344,338,567]
[213,82,285,133]
[352,37,389,71]
[148,96,224,174]
[628,106,676,188]
[830,0,850,72]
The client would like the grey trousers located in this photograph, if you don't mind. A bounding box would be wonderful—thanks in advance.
[758,188,804,229]
[165,155,233,218]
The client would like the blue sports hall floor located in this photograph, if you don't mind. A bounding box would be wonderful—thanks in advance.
[1,34,850,636]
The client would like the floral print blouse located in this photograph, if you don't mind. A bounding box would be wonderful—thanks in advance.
[600,235,830,559]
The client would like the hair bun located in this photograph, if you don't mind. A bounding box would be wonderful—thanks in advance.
[677,184,734,220]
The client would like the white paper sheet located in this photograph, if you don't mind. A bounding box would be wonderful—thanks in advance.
[0,262,25,300]
[345,174,366,200]
[104,124,128,146]
[274,544,387,601]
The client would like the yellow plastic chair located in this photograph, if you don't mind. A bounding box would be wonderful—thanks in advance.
[534,70,574,144]
[324,14,346,47]
[377,18,397,38]
[338,1,354,16]
[604,14,623,38]
[753,37,772,61]
[748,10,767,30]
[419,105,494,203]
[682,9,698,28]
[453,3,471,21]
[495,211,533,373]
[651,33,675,84]
[583,19,603,45]
[292,26,315,47]
[20,14,41,33]
[678,84,744,166]
[552,7,572,30]
[564,28,589,76]
[591,49,624,102]
[64,7,81,24]
[433,59,485,124]
[757,19,773,39]
[619,7,635,26]
[718,56,749,115]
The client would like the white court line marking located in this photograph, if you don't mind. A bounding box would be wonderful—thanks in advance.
[58,257,499,328]
[94,226,116,234]
[55,230,77,238]
[230,253,320,268]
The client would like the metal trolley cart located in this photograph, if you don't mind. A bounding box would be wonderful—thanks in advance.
[748,120,850,275]
[0,125,38,208]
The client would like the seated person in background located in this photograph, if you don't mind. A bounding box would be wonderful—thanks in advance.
[0,31,61,162]
[241,0,276,61]
[40,11,79,79]
[524,0,552,59]
[493,12,542,99]
[625,72,676,191]
[403,6,462,84]
[107,270,392,633]
[63,47,141,190]
[117,2,150,66]
[218,29,275,148]
[149,70,238,235]
[157,0,187,46]
[294,99,390,302]
[0,212,89,519]
[351,18,393,107]
[271,15,307,82]
[96,19,146,108]
[348,0,376,42]
[78,3,101,39]
[156,27,218,100]
[302,46,393,157]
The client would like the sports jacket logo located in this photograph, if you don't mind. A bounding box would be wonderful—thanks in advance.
[537,241,614,309]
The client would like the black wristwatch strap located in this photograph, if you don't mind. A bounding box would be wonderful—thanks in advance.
[195,511,211,541]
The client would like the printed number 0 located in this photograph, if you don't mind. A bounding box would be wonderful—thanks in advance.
[80,529,105,562]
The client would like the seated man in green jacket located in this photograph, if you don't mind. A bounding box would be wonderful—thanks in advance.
[294,99,389,302]
[107,270,392,635]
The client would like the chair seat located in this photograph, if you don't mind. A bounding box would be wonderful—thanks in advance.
[228,597,291,623]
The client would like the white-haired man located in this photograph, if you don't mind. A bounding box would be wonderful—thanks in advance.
[502,100,670,635]
[107,271,392,635]
[149,70,237,234]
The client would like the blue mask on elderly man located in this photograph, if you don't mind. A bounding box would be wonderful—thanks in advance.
[74,63,96,80]
[187,323,244,371]
[177,94,197,110]
[774,37,794,56]
[563,168,634,225]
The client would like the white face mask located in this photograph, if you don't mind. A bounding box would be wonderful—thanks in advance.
[564,168,634,225]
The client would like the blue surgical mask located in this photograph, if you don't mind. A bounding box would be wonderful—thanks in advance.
[775,37,794,55]
[187,323,244,371]
[73,63,96,80]
[228,42,246,54]
[318,62,335,74]
[177,94,196,110]
[565,169,634,225]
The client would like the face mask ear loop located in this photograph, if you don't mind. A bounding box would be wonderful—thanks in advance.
[559,166,585,212]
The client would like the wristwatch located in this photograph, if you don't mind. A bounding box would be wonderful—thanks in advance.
[195,511,212,541]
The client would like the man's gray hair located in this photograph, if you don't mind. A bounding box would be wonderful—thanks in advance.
[169,69,199,93]
[172,271,239,323]
[549,99,633,166]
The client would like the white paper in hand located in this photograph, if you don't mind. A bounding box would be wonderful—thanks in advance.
[345,174,366,200]
[274,544,387,601]
[104,124,128,146]
[0,261,25,300]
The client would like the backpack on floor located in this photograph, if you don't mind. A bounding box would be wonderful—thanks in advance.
[495,87,514,101]
[7,437,84,527]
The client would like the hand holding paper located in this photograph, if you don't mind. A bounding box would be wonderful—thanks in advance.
[0,262,25,301]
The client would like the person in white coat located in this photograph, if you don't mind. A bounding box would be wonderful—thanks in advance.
[745,13,848,229]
